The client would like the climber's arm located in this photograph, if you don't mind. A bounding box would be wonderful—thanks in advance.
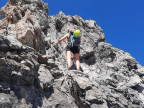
[69,29,76,32]
[57,34,69,44]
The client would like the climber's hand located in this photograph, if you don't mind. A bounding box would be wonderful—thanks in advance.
[56,40,61,45]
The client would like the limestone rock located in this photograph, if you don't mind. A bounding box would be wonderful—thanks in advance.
[0,0,144,108]
[37,64,54,91]
[46,11,144,108]
[0,0,48,54]
[85,20,96,29]
[0,34,22,51]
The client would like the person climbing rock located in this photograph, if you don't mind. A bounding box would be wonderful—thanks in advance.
[57,29,81,71]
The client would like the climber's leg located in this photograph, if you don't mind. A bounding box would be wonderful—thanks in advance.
[66,51,72,69]
[74,53,80,71]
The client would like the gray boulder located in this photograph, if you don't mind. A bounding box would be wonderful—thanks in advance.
[0,34,22,51]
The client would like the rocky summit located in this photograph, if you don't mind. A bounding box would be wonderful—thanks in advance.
[0,0,144,108]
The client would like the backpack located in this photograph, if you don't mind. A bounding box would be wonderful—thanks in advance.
[67,32,80,47]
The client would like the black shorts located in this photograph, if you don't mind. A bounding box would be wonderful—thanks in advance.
[66,45,80,54]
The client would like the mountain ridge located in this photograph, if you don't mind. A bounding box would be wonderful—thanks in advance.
[0,0,144,108]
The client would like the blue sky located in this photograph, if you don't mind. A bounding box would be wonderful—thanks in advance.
[0,0,144,66]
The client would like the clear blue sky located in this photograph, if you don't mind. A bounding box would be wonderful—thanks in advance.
[0,0,144,66]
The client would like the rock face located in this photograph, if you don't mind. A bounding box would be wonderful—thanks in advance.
[0,0,48,54]
[0,0,144,108]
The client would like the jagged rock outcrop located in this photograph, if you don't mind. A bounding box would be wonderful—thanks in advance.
[46,11,144,108]
[0,0,48,54]
[0,0,144,108]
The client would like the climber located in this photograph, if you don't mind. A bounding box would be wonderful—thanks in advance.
[57,29,81,71]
